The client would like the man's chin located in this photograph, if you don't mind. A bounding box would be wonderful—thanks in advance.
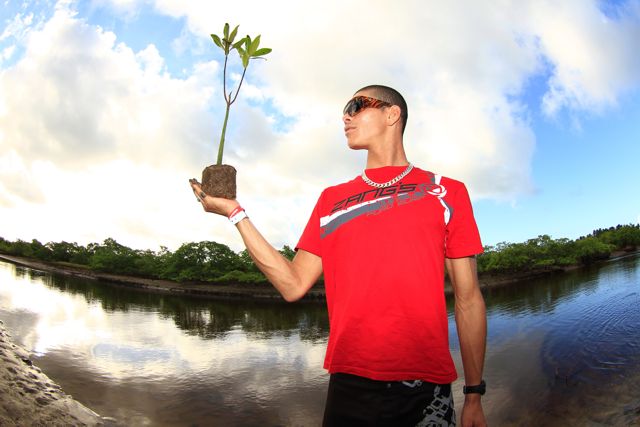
[347,141,367,150]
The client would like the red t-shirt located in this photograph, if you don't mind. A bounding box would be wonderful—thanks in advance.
[296,166,483,383]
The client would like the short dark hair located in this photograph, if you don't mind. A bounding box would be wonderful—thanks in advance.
[355,84,408,133]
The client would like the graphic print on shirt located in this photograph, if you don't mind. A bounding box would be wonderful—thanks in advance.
[320,173,453,239]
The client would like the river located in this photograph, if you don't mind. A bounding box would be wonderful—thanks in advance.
[0,255,639,426]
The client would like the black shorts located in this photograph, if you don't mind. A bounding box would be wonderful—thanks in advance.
[322,373,456,427]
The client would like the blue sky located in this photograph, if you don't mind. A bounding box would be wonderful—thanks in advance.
[1,0,639,252]
[476,83,640,245]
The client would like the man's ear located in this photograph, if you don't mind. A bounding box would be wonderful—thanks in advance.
[386,105,402,127]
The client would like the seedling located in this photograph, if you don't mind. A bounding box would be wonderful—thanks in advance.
[200,23,271,199]
[211,23,272,165]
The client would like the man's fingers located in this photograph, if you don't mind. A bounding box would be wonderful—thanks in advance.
[189,178,201,190]
[189,179,210,199]
[192,188,205,199]
[189,178,236,216]
[189,179,206,203]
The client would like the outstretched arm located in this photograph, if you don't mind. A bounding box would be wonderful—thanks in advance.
[189,179,322,302]
[446,256,487,427]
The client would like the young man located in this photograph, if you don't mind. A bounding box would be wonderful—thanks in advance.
[189,85,487,427]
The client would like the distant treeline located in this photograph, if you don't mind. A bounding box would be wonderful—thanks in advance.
[1,224,639,284]
[477,224,639,274]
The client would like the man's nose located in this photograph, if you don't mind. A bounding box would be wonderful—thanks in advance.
[343,114,351,124]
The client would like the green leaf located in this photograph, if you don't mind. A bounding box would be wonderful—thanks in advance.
[236,46,246,57]
[252,47,272,57]
[249,35,261,55]
[211,34,223,49]
[241,52,250,68]
[229,25,239,44]
[223,23,229,39]
[232,38,246,50]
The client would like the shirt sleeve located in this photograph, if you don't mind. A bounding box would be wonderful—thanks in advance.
[295,192,323,257]
[444,182,483,258]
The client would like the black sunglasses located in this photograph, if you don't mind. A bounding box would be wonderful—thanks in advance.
[343,96,391,117]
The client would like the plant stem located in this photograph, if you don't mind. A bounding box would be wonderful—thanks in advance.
[222,55,229,104]
[230,66,248,104]
[217,102,231,165]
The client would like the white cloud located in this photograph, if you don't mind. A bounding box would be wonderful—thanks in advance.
[0,11,34,42]
[0,7,232,250]
[0,150,47,206]
[527,0,640,115]
[88,0,148,20]
[0,44,16,62]
[1,0,639,251]
[0,7,225,170]
[146,0,546,199]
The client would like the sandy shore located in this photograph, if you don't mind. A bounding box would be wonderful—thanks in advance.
[0,321,118,426]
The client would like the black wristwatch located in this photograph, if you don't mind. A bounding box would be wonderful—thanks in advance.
[463,380,486,395]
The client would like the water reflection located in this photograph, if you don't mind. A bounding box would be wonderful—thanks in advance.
[1,261,330,425]
[482,266,602,315]
[479,254,640,426]
[12,263,331,340]
[1,255,640,426]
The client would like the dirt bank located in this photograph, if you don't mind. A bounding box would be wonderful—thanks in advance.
[0,321,118,426]
[0,254,325,302]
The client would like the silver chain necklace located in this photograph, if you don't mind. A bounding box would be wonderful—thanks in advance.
[361,163,414,188]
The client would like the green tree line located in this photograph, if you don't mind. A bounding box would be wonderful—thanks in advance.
[477,224,640,274]
[0,224,638,284]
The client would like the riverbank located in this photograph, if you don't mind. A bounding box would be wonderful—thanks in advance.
[0,253,325,301]
[0,321,117,426]
[1,251,637,301]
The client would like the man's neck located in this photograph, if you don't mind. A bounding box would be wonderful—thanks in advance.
[365,145,409,169]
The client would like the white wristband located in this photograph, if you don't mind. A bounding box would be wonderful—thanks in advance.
[229,209,248,225]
